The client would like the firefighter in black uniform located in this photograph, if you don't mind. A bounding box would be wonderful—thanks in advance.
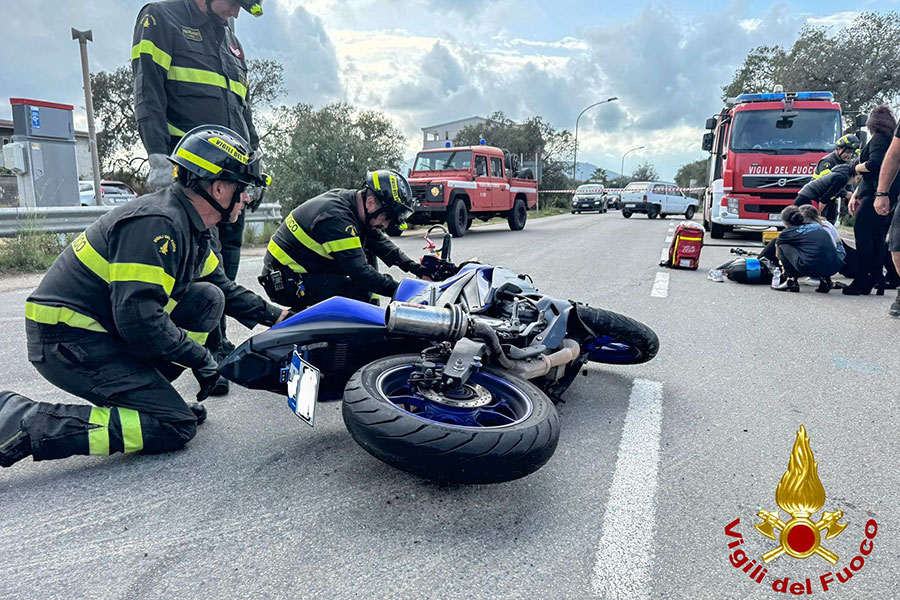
[811,134,861,222]
[259,170,432,310]
[132,0,264,374]
[0,126,287,468]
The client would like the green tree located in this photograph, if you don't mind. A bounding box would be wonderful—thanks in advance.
[262,102,407,212]
[454,111,575,206]
[674,159,709,189]
[246,58,287,112]
[723,11,900,116]
[588,167,609,185]
[90,65,141,175]
[631,161,659,182]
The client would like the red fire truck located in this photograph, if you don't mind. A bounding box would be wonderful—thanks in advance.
[701,91,844,238]
[406,144,538,237]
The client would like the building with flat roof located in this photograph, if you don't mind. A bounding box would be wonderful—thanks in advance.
[422,116,487,150]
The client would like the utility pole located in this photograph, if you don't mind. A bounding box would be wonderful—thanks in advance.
[72,28,102,204]
[573,97,618,184]
[621,146,645,182]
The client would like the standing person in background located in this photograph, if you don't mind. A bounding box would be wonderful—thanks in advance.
[846,105,898,296]
[874,119,900,317]
[813,134,861,223]
[132,0,265,394]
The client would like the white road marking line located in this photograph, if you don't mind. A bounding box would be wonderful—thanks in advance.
[650,272,669,298]
[659,248,669,263]
[591,379,663,599]
[664,235,673,243]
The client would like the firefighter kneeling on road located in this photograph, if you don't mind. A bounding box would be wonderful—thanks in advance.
[259,170,434,310]
[0,125,287,468]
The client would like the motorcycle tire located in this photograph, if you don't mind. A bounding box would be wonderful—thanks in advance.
[575,305,660,365]
[342,354,559,484]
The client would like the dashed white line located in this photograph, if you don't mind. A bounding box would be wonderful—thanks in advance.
[650,272,669,298]
[659,248,669,263]
[664,235,673,243]
[591,379,663,599]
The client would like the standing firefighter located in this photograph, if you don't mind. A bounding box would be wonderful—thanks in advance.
[0,126,286,469]
[132,0,264,381]
[259,170,434,310]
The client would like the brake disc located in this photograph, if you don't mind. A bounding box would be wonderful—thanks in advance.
[419,383,493,408]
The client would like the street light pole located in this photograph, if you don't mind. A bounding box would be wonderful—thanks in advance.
[620,145,645,182]
[72,28,102,203]
[573,97,618,184]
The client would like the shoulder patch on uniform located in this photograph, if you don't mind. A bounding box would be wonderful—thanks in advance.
[345,225,358,237]
[229,44,244,59]
[142,14,157,28]
[181,26,203,42]
[154,234,177,255]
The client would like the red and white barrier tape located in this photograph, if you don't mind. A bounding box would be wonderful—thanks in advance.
[541,187,709,194]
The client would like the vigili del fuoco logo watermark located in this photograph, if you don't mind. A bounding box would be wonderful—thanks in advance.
[723,425,878,595]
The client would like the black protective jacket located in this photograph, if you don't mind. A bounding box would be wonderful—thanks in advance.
[814,151,844,178]
[264,189,420,296]
[26,186,281,368]
[795,164,853,205]
[132,0,257,155]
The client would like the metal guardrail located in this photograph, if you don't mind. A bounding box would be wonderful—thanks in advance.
[0,203,282,237]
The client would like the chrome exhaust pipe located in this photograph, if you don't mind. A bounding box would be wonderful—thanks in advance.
[508,339,581,380]
[385,302,469,341]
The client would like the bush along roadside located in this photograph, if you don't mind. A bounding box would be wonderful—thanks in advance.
[0,215,73,273]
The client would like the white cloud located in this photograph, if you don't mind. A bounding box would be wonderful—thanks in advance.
[806,11,859,27]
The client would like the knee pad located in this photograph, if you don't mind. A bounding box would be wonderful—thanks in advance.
[170,282,225,333]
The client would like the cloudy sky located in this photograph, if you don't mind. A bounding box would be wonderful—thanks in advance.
[1,0,896,179]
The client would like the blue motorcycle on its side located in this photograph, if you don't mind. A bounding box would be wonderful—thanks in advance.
[220,227,658,484]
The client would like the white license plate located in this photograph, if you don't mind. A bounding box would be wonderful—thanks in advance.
[768,213,781,221]
[626,204,636,208]
[287,349,321,427]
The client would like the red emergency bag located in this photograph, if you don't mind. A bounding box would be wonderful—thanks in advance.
[661,222,704,270]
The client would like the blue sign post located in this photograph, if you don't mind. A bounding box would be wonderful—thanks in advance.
[30,108,40,130]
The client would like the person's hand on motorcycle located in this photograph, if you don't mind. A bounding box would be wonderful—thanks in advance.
[411,262,435,281]
[147,153,174,191]
[274,308,291,325]
[193,352,221,402]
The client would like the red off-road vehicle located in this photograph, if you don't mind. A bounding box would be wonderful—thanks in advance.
[406,145,538,237]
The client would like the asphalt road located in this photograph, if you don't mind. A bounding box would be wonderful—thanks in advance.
[0,211,896,599]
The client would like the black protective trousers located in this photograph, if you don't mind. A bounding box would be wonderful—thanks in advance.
[210,211,245,354]
[18,283,223,462]
[853,198,889,287]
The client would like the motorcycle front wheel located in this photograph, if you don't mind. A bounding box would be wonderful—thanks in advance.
[342,354,559,484]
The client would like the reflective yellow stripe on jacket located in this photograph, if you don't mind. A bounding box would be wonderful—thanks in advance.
[167,66,248,100]
[266,239,307,274]
[25,302,107,333]
[200,251,219,278]
[322,237,362,253]
[131,39,172,70]
[284,214,331,259]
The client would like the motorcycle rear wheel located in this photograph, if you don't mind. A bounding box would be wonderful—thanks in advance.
[576,305,659,365]
[342,354,559,484]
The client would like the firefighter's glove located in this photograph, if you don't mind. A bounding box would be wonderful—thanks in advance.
[411,262,435,280]
[193,352,221,402]
[147,153,175,192]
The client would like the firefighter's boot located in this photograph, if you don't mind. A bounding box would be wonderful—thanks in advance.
[0,392,37,467]
[188,402,208,426]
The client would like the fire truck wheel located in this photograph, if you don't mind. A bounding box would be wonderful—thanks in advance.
[710,222,725,239]
[447,199,468,238]
[508,198,527,231]
[685,206,696,219]
[466,218,473,230]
